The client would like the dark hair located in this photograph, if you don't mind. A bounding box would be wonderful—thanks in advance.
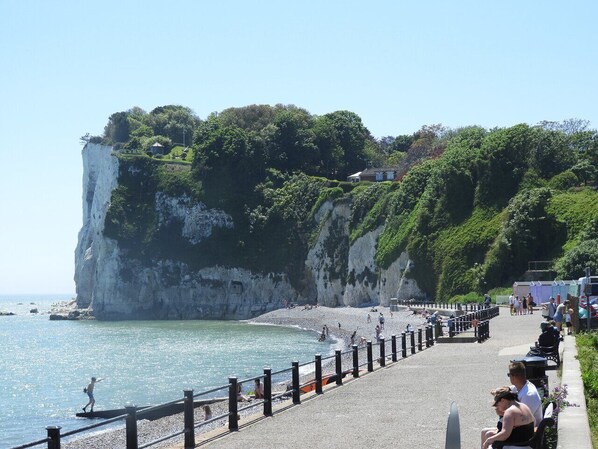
[493,389,519,406]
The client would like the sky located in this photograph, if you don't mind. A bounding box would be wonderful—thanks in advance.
[1,1,597,295]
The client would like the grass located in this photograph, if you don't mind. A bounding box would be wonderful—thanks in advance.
[576,331,598,447]
[548,188,598,252]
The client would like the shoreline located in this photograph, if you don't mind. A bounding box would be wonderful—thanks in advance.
[62,305,427,449]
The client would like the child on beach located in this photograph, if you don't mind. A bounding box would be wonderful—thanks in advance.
[254,378,264,399]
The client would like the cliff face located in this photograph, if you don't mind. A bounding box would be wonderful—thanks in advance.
[74,144,423,320]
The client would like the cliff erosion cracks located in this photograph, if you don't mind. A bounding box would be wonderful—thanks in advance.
[74,144,424,320]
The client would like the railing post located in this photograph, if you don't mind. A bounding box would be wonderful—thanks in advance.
[379,337,386,366]
[367,341,373,372]
[401,332,407,358]
[410,330,416,354]
[292,361,301,403]
[335,350,343,385]
[184,389,195,449]
[315,354,323,394]
[391,334,398,362]
[418,328,423,351]
[425,326,431,347]
[263,368,272,416]
[228,377,238,431]
[125,405,138,449]
[352,345,359,378]
[46,426,61,449]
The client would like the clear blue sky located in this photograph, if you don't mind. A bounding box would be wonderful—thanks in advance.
[1,1,597,295]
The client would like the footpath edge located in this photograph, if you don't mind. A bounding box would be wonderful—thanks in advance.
[558,335,592,449]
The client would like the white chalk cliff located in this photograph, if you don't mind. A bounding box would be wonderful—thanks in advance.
[74,144,424,319]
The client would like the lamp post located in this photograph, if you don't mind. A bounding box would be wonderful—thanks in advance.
[585,267,591,332]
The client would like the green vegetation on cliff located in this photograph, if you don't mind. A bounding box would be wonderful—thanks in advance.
[96,106,598,300]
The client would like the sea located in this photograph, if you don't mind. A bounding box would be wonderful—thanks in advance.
[0,294,335,449]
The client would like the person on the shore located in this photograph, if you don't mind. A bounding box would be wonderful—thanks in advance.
[378,313,385,329]
[508,361,542,426]
[203,405,212,421]
[508,294,515,316]
[83,377,103,413]
[319,328,326,341]
[481,387,535,449]
[522,296,528,315]
[367,313,371,323]
[237,383,250,402]
[375,324,381,341]
[254,378,264,399]
[527,293,534,314]
[484,294,491,308]
[350,330,357,346]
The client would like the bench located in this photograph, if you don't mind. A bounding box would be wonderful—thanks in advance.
[493,402,555,449]
[527,341,560,366]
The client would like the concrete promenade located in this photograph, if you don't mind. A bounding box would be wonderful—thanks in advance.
[188,309,588,449]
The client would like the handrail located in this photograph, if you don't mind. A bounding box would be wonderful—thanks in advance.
[13,302,488,449]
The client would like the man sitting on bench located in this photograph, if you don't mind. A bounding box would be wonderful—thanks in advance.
[508,362,543,427]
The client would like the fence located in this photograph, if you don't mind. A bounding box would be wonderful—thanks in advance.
[11,305,500,449]
[446,307,498,342]
[395,300,492,313]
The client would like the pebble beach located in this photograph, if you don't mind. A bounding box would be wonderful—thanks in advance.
[62,305,428,449]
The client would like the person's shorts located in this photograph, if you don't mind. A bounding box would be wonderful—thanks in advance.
[87,392,94,399]
[554,313,563,323]
[565,322,572,328]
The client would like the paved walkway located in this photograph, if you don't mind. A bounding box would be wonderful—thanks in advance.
[182,309,572,449]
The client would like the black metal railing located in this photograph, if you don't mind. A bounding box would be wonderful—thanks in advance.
[12,314,468,449]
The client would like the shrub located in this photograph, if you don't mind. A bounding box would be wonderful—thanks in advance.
[549,170,579,190]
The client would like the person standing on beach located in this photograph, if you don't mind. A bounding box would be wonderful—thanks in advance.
[83,377,103,412]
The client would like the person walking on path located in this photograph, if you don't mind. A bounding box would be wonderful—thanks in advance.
[544,297,557,320]
[527,293,534,314]
[83,377,103,412]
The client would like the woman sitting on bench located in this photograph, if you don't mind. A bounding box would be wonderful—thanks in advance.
[481,387,535,449]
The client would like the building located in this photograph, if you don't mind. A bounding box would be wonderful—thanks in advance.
[346,167,398,183]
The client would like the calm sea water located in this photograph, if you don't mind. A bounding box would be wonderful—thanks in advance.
[0,294,334,448]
